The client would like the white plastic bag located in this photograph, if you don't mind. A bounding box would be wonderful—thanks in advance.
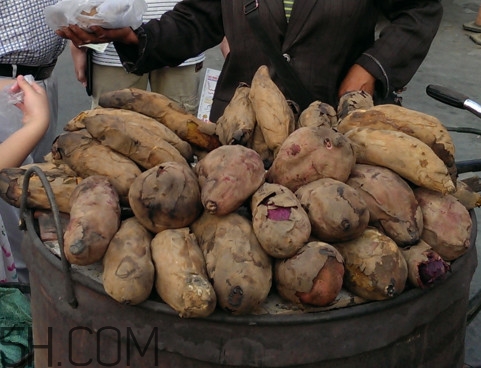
[44,0,148,31]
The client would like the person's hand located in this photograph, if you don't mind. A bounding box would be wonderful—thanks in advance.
[338,64,376,98]
[11,75,49,131]
[56,25,139,48]
[70,41,88,87]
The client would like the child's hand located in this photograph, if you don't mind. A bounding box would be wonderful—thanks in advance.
[11,75,50,131]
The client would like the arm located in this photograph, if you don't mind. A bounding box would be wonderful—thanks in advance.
[70,41,88,87]
[0,76,50,169]
[340,0,443,100]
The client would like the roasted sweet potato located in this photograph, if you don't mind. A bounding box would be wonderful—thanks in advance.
[275,241,344,307]
[337,104,456,181]
[98,88,221,151]
[400,240,450,289]
[251,183,311,258]
[195,145,265,216]
[335,227,408,300]
[151,228,217,318]
[65,107,193,161]
[128,162,203,233]
[452,179,481,210]
[297,100,338,130]
[215,82,256,146]
[336,90,374,121]
[414,187,472,261]
[191,211,272,315]
[344,127,455,194]
[249,65,295,156]
[267,126,356,192]
[295,178,370,243]
[64,175,121,265]
[102,217,155,305]
[346,164,423,246]
[0,162,81,213]
[51,130,141,203]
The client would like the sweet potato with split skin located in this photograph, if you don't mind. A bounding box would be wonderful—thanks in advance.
[65,108,193,161]
[98,88,221,151]
[64,175,121,265]
[295,178,370,243]
[414,187,472,261]
[0,162,81,213]
[336,90,374,121]
[337,104,456,181]
[216,83,256,146]
[251,183,311,258]
[151,228,217,318]
[191,211,272,315]
[335,227,408,300]
[267,126,356,192]
[297,101,338,130]
[51,130,141,203]
[82,111,189,169]
[400,240,450,289]
[275,241,344,307]
[344,127,455,195]
[346,164,423,246]
[452,179,481,210]
[128,162,203,233]
[249,65,295,156]
[195,145,266,216]
[102,217,154,305]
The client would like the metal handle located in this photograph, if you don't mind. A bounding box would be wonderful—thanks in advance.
[19,166,78,308]
[426,84,481,119]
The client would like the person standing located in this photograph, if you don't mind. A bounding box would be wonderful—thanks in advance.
[0,0,66,283]
[70,0,205,115]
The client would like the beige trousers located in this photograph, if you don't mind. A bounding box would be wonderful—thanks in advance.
[91,63,202,115]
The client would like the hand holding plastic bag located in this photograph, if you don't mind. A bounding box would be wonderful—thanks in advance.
[44,0,147,31]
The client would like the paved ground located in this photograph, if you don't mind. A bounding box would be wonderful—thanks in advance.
[54,0,481,365]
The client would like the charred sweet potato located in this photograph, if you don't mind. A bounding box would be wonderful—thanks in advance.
[335,227,408,301]
[191,211,272,315]
[151,228,217,318]
[267,126,356,192]
[275,241,344,307]
[64,175,121,265]
[195,145,266,216]
[251,183,311,258]
[128,162,203,233]
[102,217,155,305]
[295,178,370,243]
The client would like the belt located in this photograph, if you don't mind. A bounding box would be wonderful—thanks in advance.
[0,60,57,81]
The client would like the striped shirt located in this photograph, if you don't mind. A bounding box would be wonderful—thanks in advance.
[0,0,66,66]
[284,0,294,22]
[93,0,205,67]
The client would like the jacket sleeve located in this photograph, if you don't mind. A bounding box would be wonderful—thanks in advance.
[114,0,224,74]
[355,0,443,98]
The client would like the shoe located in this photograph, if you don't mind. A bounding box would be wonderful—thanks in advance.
[470,33,481,45]
[463,20,481,33]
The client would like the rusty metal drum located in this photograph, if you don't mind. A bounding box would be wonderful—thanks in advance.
[22,208,477,368]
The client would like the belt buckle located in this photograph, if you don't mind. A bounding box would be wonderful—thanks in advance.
[244,0,259,15]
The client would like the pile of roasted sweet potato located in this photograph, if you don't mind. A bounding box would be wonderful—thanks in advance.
[1,65,479,318]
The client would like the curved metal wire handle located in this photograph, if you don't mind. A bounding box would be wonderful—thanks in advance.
[18,165,78,308]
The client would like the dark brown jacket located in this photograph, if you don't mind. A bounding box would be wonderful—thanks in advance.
[115,0,442,121]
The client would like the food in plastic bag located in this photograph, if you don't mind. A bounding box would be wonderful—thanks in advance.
[44,0,147,31]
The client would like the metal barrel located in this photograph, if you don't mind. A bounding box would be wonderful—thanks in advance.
[22,208,478,368]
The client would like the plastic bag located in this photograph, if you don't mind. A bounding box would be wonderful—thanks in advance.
[1,75,35,105]
[44,0,148,31]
